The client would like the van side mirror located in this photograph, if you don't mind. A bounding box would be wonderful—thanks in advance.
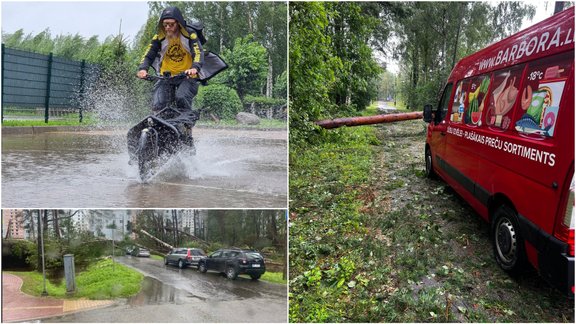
[423,104,433,123]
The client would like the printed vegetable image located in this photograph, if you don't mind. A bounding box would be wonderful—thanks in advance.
[466,76,490,125]
[526,90,547,123]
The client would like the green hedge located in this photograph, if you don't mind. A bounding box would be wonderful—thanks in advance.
[195,84,243,120]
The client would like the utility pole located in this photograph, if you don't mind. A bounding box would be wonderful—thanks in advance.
[39,210,48,296]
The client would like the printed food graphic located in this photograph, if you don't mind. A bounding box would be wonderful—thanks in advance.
[485,71,515,130]
[466,76,490,126]
[515,79,565,138]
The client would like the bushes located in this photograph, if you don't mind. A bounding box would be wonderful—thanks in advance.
[195,84,243,120]
[2,240,36,269]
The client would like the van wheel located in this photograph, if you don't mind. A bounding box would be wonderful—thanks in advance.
[250,274,261,280]
[492,205,526,273]
[199,263,207,273]
[226,266,238,280]
[178,259,186,269]
[425,147,436,179]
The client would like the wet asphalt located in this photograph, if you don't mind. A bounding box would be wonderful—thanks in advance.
[40,255,287,323]
[1,128,287,208]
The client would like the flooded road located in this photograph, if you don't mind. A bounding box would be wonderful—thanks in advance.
[41,256,287,323]
[1,127,287,208]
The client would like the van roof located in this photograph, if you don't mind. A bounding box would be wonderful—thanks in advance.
[449,6,574,81]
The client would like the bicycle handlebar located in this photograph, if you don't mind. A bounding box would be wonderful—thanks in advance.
[143,72,189,82]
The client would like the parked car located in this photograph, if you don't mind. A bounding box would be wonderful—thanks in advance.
[164,248,206,269]
[131,247,151,257]
[423,7,574,296]
[198,248,266,280]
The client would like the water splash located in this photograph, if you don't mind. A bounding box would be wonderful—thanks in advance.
[135,137,262,184]
[79,73,261,184]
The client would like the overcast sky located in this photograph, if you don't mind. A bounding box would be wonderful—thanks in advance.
[1,1,150,44]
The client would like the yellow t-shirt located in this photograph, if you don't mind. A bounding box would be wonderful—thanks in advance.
[160,37,193,75]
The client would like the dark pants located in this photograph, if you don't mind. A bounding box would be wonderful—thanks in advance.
[152,78,199,112]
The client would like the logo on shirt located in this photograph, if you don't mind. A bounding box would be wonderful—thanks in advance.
[167,43,185,62]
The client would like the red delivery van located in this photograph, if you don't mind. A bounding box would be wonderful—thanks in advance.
[423,7,574,295]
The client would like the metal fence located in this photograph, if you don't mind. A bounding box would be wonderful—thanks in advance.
[1,44,100,123]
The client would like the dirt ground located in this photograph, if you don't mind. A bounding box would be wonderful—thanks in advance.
[367,119,574,322]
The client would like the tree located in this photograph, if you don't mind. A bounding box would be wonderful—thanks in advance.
[220,35,268,99]
[394,2,536,111]
[289,2,339,145]
[490,2,535,40]
[326,2,383,112]
[273,70,287,99]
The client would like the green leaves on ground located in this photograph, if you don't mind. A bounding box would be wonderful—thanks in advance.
[289,125,380,322]
[289,120,573,323]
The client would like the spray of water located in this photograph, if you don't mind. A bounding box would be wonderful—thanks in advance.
[80,73,259,184]
[142,137,260,184]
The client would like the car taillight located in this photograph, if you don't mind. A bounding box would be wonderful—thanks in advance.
[555,175,575,257]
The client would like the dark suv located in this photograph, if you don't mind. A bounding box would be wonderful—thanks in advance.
[198,248,266,280]
[164,248,206,269]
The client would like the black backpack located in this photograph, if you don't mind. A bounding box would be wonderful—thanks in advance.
[185,20,228,83]
[186,21,207,45]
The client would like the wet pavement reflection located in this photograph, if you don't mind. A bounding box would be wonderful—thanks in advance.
[2,129,287,208]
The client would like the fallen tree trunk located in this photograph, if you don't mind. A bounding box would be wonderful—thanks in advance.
[139,229,173,250]
[316,112,423,129]
[164,227,209,244]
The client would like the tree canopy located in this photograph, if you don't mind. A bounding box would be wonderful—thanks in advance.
[289,1,539,145]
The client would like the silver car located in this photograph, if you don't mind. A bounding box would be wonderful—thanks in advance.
[164,248,206,269]
[131,248,151,257]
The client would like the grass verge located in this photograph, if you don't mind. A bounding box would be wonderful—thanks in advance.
[7,258,143,300]
[289,125,380,322]
[2,116,286,129]
[1,116,99,127]
[150,255,164,262]
[260,271,287,284]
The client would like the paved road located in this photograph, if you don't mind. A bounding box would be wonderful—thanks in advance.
[2,127,287,208]
[377,101,397,113]
[41,256,288,323]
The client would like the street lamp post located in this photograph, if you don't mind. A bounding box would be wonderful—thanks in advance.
[112,225,115,272]
[39,211,48,296]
